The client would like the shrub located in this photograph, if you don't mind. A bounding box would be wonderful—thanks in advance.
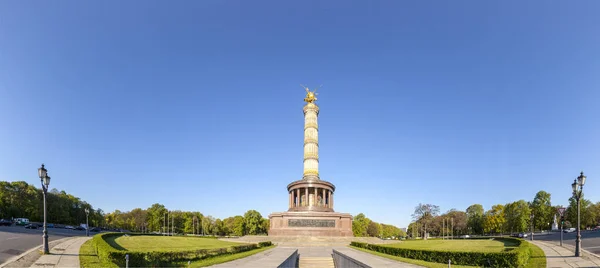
[351,237,531,267]
[93,233,261,267]
[258,241,273,247]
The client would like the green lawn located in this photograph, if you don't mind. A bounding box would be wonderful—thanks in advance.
[112,235,244,251]
[80,236,275,268]
[523,241,546,268]
[350,239,546,268]
[386,239,518,252]
[79,239,118,268]
[350,246,477,268]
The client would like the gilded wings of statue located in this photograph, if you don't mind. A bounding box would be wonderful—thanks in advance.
[301,84,321,103]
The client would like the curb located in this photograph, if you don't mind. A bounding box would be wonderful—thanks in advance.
[0,236,78,268]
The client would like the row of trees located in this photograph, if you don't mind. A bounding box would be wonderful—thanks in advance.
[103,205,269,236]
[0,181,104,226]
[352,213,406,238]
[0,181,269,236]
[410,190,600,238]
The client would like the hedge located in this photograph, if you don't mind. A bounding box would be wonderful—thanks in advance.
[351,237,531,267]
[258,241,273,247]
[93,233,272,267]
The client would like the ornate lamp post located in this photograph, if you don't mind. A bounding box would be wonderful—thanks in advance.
[85,208,90,237]
[572,171,586,257]
[38,164,51,254]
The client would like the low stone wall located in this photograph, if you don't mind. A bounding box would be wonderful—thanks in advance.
[277,249,298,268]
[332,249,371,268]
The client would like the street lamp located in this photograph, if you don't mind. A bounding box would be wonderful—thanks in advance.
[530,213,534,241]
[572,171,586,257]
[38,164,50,254]
[85,208,90,237]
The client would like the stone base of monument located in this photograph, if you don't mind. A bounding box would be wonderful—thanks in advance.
[268,211,353,237]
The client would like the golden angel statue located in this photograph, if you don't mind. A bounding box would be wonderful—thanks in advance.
[302,85,320,103]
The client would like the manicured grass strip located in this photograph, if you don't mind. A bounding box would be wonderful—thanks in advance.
[523,242,546,268]
[386,239,516,253]
[187,245,276,267]
[79,239,118,268]
[114,235,242,251]
[350,246,477,268]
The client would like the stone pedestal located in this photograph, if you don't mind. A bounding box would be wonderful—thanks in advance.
[268,211,353,237]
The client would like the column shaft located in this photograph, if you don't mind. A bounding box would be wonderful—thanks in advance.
[328,190,331,208]
[305,187,308,207]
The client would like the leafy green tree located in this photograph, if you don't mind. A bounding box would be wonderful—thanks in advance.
[261,218,269,234]
[232,215,245,236]
[243,210,263,235]
[352,213,370,237]
[146,203,167,233]
[531,191,553,231]
[483,204,505,234]
[202,215,215,235]
[367,221,380,237]
[566,194,595,230]
[466,204,484,235]
[213,219,225,236]
[504,200,531,233]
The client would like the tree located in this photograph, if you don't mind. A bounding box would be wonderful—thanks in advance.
[566,194,596,230]
[445,209,468,235]
[202,215,215,235]
[531,191,553,231]
[261,218,269,234]
[232,216,245,236]
[412,203,440,239]
[590,202,600,227]
[366,221,380,237]
[352,213,370,237]
[504,200,531,233]
[466,204,484,235]
[146,203,167,233]
[213,219,225,236]
[483,204,505,235]
[243,210,263,235]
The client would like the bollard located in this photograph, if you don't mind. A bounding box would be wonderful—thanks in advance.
[448,259,451,268]
[125,254,129,268]
[188,261,191,266]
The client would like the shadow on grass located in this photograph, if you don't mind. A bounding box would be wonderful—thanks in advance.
[494,238,520,248]
[104,236,127,251]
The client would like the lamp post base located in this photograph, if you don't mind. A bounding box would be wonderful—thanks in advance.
[576,235,581,257]
[42,231,49,254]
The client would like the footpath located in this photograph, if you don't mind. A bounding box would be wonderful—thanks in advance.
[530,240,600,268]
[1,237,90,268]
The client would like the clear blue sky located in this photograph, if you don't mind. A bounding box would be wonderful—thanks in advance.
[1,1,599,228]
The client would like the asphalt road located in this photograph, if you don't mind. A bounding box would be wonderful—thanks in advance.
[0,225,85,264]
[533,230,600,255]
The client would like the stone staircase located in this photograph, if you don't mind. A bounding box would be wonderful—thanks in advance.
[299,257,335,268]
